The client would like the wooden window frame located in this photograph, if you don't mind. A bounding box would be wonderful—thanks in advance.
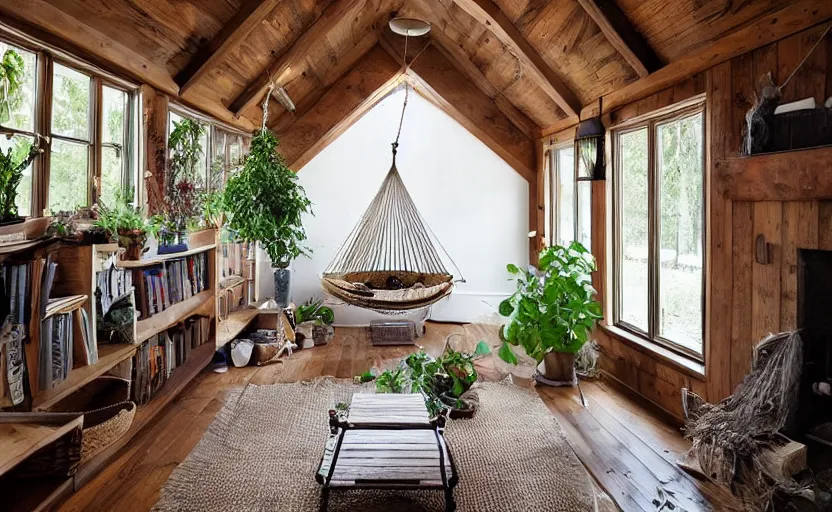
[611,100,707,361]
[0,28,138,215]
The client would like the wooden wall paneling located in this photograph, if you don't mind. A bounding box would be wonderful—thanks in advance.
[530,138,546,265]
[780,202,818,331]
[729,53,753,158]
[577,0,832,122]
[820,202,832,250]
[705,62,733,403]
[729,201,753,390]
[778,26,828,105]
[141,85,170,215]
[407,45,536,181]
[276,46,402,170]
[592,180,607,321]
[750,202,783,343]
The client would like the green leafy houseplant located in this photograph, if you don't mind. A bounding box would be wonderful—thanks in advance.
[497,242,602,382]
[222,130,312,268]
[166,118,205,231]
[375,341,490,417]
[0,142,39,223]
[0,49,25,124]
[296,297,335,325]
[94,190,148,260]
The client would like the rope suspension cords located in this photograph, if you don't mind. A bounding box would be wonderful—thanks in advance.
[320,18,464,312]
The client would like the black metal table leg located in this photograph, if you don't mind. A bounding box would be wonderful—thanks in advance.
[319,487,330,512]
[444,487,456,512]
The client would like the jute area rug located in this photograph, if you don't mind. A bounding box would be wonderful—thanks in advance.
[154,379,597,511]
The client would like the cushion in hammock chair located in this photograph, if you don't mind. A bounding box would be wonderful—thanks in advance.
[321,276,453,311]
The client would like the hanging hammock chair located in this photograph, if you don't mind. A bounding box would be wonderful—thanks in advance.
[320,147,458,312]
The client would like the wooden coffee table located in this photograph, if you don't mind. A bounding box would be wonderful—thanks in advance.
[316,393,458,511]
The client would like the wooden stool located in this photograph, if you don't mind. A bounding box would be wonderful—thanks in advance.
[317,393,458,511]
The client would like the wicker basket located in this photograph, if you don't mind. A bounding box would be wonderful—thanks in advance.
[46,376,137,464]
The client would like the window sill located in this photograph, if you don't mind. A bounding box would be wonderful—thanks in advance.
[600,325,706,381]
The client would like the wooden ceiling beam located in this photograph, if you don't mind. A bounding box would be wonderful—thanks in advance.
[406,44,536,181]
[228,0,360,118]
[276,45,404,170]
[452,0,582,117]
[379,25,539,140]
[576,0,832,123]
[576,0,661,78]
[175,0,282,96]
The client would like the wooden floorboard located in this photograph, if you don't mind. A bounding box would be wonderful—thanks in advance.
[58,322,737,512]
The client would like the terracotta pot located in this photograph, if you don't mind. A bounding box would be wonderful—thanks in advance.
[537,351,577,387]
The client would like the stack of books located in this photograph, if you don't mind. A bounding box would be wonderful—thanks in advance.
[220,241,252,280]
[0,263,31,407]
[135,252,208,319]
[38,312,74,390]
[96,253,133,317]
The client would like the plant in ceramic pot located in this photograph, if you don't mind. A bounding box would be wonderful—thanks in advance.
[94,191,148,260]
[221,129,312,307]
[497,242,602,386]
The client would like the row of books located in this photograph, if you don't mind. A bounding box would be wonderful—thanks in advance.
[0,263,31,407]
[131,315,211,405]
[96,253,133,318]
[220,240,253,280]
[135,253,209,319]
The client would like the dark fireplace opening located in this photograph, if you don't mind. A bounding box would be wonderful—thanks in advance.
[795,248,832,445]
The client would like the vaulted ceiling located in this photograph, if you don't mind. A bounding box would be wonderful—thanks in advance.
[1,0,830,178]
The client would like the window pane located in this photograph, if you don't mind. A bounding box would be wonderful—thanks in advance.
[52,63,90,140]
[102,86,125,145]
[657,113,704,353]
[577,181,591,250]
[210,129,225,190]
[50,139,88,211]
[0,135,33,217]
[557,146,574,246]
[619,128,649,332]
[0,43,36,132]
[101,146,123,207]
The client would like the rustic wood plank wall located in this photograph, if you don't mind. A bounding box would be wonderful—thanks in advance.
[567,25,832,421]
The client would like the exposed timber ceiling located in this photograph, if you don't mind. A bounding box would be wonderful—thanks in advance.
[1,0,830,177]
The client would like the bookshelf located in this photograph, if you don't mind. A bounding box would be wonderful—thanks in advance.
[1,229,221,510]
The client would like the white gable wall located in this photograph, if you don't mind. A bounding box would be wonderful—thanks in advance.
[257,88,528,325]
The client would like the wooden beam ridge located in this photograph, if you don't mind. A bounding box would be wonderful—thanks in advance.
[406,44,536,181]
[580,0,832,120]
[576,0,661,78]
[175,0,282,96]
[452,0,582,117]
[276,46,404,170]
[228,0,360,117]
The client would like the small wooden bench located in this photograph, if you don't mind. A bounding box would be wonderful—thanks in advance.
[317,393,458,511]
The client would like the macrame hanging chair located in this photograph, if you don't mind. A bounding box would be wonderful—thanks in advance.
[320,18,460,312]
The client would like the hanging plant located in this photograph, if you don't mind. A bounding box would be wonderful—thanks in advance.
[0,49,25,125]
[222,129,312,268]
[166,118,204,230]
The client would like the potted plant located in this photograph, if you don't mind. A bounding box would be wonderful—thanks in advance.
[94,191,148,260]
[497,242,602,386]
[294,297,335,347]
[222,129,312,307]
[165,117,205,244]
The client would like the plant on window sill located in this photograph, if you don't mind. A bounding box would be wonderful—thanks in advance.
[166,117,205,233]
[497,242,603,386]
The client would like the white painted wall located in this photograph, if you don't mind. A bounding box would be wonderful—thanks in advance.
[257,88,528,325]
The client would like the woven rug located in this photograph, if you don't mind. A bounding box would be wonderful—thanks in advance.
[154,379,597,511]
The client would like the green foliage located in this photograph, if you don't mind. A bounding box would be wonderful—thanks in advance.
[374,341,490,416]
[0,141,39,221]
[356,370,376,384]
[94,189,146,236]
[201,190,226,229]
[167,118,205,229]
[146,214,177,245]
[295,297,335,325]
[222,130,312,267]
[498,242,602,364]
[0,49,25,124]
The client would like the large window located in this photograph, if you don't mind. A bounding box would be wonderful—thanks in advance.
[613,103,705,358]
[0,34,137,215]
[548,144,591,249]
[0,41,37,216]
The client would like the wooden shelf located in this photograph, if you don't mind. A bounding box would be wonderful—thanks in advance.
[0,413,84,476]
[73,340,215,487]
[116,244,215,269]
[217,307,259,347]
[32,344,136,411]
[219,274,245,289]
[716,145,832,201]
[135,290,214,343]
